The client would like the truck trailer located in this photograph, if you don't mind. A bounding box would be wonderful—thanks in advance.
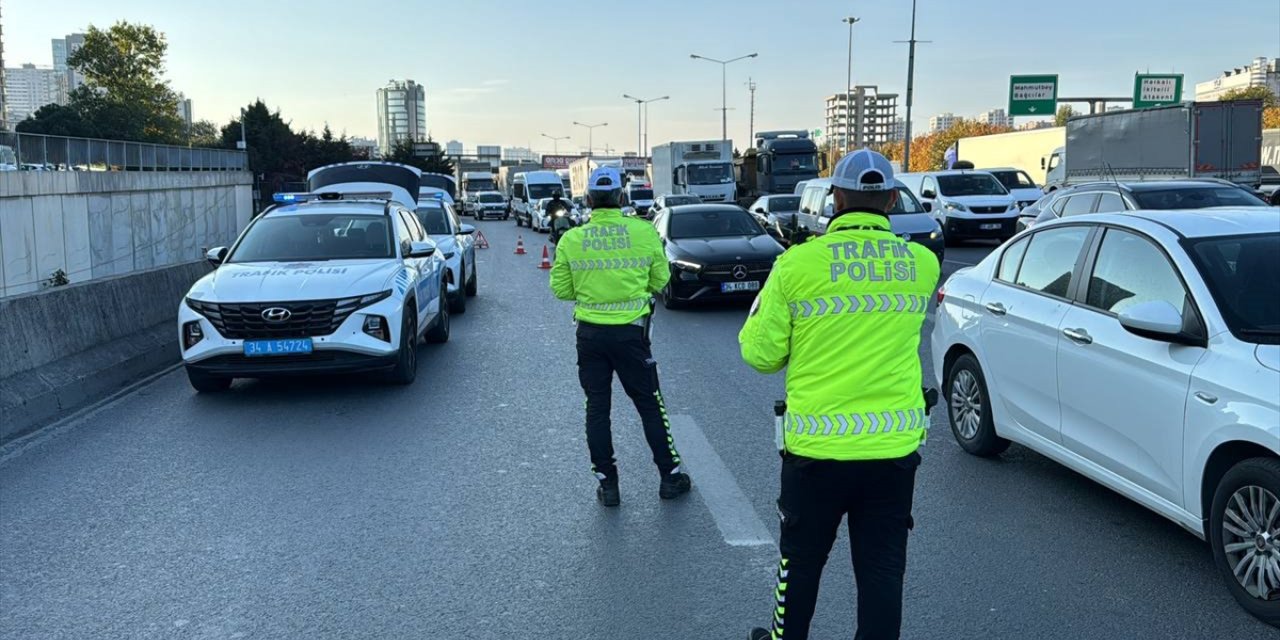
[1044,100,1264,191]
[954,127,1065,186]
[650,140,735,203]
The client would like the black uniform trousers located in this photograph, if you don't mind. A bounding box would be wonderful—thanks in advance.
[575,321,680,479]
[771,450,921,640]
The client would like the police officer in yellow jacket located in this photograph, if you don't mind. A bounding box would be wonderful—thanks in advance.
[550,166,692,507]
[741,150,940,640]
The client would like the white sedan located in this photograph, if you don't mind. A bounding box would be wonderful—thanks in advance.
[931,208,1280,626]
[414,199,478,314]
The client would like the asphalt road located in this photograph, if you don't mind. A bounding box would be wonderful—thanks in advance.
[0,221,1269,639]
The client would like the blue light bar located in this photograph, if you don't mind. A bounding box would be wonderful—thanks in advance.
[273,192,309,203]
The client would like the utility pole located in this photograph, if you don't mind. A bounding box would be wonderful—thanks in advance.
[843,17,860,154]
[896,0,929,172]
[746,78,757,145]
[691,53,758,143]
[573,121,607,159]
[540,133,570,154]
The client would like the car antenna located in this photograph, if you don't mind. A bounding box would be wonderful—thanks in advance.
[1105,162,1122,190]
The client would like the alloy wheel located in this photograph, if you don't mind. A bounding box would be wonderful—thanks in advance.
[950,369,983,440]
[1222,484,1280,600]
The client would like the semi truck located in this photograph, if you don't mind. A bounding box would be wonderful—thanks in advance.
[954,127,1065,186]
[1043,100,1264,191]
[733,130,820,204]
[650,140,735,203]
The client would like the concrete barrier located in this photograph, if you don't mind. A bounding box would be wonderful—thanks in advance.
[0,170,252,297]
[0,260,211,442]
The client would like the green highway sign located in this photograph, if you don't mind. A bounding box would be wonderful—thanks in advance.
[1008,74,1059,116]
[1132,74,1183,108]
[812,129,822,138]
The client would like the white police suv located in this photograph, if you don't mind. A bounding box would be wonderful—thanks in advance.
[178,186,450,392]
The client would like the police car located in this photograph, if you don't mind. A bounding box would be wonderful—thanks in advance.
[179,164,450,391]
[414,197,478,314]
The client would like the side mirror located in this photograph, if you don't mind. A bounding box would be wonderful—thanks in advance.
[459,224,476,235]
[206,246,228,266]
[922,201,933,212]
[754,207,766,213]
[921,189,936,200]
[1117,300,1203,346]
[407,240,437,258]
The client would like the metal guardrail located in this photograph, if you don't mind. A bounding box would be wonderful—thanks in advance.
[0,131,247,172]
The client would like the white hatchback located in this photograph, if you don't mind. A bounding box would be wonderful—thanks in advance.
[931,209,1280,626]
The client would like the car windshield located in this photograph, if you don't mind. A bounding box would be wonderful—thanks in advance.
[478,194,503,203]
[528,183,561,199]
[629,189,654,200]
[1188,233,1280,343]
[1131,186,1267,209]
[990,170,1037,189]
[415,206,451,235]
[766,196,800,212]
[888,187,927,215]
[669,209,763,239]
[229,214,393,262]
[937,174,1008,196]
[775,153,817,173]
[687,163,733,185]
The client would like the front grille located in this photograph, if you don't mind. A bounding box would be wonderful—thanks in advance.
[701,261,774,283]
[971,206,1009,214]
[187,297,361,339]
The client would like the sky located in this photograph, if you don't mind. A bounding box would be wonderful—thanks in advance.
[5,0,1278,155]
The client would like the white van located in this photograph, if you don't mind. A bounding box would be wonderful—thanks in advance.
[899,170,1018,243]
[512,170,564,229]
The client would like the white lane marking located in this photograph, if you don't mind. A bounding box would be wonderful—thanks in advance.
[0,363,182,465]
[670,414,775,547]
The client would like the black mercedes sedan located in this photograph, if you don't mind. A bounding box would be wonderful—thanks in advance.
[652,204,785,309]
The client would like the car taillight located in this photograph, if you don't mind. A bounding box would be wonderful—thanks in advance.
[936,286,946,306]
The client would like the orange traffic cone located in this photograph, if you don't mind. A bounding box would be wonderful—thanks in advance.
[514,235,527,255]
[538,245,552,269]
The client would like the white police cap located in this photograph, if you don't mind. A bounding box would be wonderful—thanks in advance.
[830,148,895,192]
[588,166,623,191]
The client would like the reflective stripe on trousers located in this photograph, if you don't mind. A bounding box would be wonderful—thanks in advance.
[785,408,928,436]
[576,298,650,312]
[788,294,928,318]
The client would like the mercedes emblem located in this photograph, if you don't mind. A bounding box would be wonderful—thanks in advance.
[731,265,749,280]
[901,233,912,242]
[261,307,292,323]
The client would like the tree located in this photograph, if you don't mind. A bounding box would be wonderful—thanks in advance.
[1054,105,1077,127]
[15,103,99,138]
[1220,85,1278,108]
[187,120,221,148]
[387,138,456,175]
[65,21,185,144]
[222,100,306,199]
[299,124,357,169]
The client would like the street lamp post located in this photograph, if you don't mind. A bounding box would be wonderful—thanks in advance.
[572,121,607,159]
[623,94,670,157]
[540,133,570,154]
[843,17,860,153]
[690,53,758,144]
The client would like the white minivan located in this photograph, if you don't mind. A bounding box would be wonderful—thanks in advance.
[512,171,565,229]
[899,170,1019,244]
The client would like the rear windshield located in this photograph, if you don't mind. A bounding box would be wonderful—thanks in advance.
[1188,233,1280,344]
[230,214,393,262]
[669,209,763,239]
[938,174,1008,196]
[1131,186,1267,209]
[666,196,701,206]
[629,189,654,200]
[767,196,800,212]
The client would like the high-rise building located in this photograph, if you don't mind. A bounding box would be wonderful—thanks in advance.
[928,112,959,134]
[176,94,193,131]
[51,33,85,94]
[1196,57,1280,101]
[503,146,537,163]
[3,63,67,123]
[445,140,463,156]
[825,86,899,149]
[977,108,1012,129]
[376,79,427,155]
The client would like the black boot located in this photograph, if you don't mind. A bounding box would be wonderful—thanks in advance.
[597,477,620,507]
[747,628,771,640]
[658,471,691,499]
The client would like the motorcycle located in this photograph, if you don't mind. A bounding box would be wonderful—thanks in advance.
[548,204,578,244]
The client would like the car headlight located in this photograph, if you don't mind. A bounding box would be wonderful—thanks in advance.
[929,229,941,240]
[943,201,969,212]
[671,259,703,273]
[336,289,393,311]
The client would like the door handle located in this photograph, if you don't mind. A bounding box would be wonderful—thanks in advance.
[984,302,1007,316]
[1194,391,1219,404]
[1062,328,1093,344]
